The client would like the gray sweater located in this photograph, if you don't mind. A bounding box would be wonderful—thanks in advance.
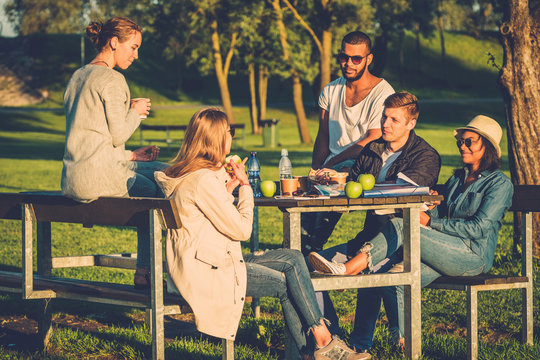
[61,65,141,202]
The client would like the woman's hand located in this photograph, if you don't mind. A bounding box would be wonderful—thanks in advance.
[426,189,441,210]
[131,145,159,161]
[130,98,151,117]
[420,211,431,226]
[225,157,248,193]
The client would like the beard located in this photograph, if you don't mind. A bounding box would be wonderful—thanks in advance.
[342,61,368,82]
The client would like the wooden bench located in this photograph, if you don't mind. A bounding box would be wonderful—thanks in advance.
[139,123,246,149]
[0,192,235,360]
[426,185,538,360]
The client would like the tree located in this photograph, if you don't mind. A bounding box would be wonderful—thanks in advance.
[370,0,411,77]
[410,0,436,76]
[152,0,247,124]
[5,0,84,35]
[498,0,540,255]
[269,0,315,144]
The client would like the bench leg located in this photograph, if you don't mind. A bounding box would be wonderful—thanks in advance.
[149,210,165,360]
[38,298,53,350]
[222,339,234,360]
[521,211,533,345]
[466,286,478,360]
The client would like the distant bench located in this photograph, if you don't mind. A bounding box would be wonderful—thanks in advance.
[0,192,235,360]
[139,123,246,149]
[426,185,538,360]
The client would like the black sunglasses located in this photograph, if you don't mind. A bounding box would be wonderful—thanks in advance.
[456,137,480,148]
[228,127,236,138]
[337,52,370,65]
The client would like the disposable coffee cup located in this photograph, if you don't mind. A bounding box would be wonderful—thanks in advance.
[132,98,150,119]
[280,178,299,196]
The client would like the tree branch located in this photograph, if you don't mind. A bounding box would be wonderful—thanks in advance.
[282,0,323,53]
[224,32,238,76]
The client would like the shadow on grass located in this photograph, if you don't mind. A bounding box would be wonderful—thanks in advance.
[0,112,64,135]
[0,136,64,161]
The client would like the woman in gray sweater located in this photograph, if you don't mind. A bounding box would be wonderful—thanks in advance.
[61,17,168,289]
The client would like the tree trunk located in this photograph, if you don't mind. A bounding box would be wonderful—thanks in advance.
[292,71,311,143]
[248,62,259,135]
[320,29,332,94]
[372,33,388,77]
[398,30,405,88]
[415,23,422,75]
[210,18,235,123]
[258,64,268,127]
[437,0,447,84]
[498,0,540,256]
[270,0,312,144]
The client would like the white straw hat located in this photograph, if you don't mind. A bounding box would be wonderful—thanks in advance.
[453,115,502,158]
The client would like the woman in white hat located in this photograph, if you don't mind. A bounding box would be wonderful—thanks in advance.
[309,115,514,337]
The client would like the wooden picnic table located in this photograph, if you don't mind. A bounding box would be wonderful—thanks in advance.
[252,194,443,359]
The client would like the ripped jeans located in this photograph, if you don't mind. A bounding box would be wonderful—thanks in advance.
[244,249,326,354]
[314,217,486,349]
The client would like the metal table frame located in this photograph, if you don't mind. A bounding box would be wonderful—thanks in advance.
[253,195,441,359]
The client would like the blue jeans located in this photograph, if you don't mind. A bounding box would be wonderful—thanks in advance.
[301,159,356,254]
[127,161,169,269]
[314,217,486,350]
[244,249,325,355]
[368,218,485,345]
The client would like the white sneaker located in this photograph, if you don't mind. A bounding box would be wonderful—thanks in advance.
[308,252,346,275]
[314,336,371,360]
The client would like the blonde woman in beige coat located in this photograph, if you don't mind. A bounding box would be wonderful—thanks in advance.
[154,108,369,360]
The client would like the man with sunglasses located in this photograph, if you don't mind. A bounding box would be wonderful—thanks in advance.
[303,31,395,255]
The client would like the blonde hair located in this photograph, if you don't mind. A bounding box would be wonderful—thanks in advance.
[384,91,419,122]
[165,107,229,178]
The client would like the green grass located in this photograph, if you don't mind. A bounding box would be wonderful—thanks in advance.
[0,99,539,359]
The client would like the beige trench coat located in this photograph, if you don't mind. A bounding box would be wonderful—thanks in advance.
[154,168,253,340]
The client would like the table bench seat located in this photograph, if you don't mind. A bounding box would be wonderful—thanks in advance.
[428,274,528,287]
[0,270,188,308]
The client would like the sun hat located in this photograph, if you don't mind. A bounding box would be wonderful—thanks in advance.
[454,115,502,158]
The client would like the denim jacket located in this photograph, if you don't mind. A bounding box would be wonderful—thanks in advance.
[428,168,513,271]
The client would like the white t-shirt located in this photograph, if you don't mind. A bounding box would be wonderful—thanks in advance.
[377,148,402,183]
[319,77,394,163]
[374,148,402,215]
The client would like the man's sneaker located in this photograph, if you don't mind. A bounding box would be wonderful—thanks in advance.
[314,336,371,360]
[308,252,346,275]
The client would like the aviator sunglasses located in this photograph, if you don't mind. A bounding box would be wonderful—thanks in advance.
[456,137,481,148]
[337,52,371,65]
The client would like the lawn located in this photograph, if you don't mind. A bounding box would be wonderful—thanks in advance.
[0,99,538,359]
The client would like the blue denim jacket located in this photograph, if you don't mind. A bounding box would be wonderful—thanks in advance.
[428,168,513,271]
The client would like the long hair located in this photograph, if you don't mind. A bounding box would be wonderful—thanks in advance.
[165,108,229,178]
[86,17,142,52]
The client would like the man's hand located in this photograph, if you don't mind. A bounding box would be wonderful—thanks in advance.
[131,145,159,161]
[425,189,441,210]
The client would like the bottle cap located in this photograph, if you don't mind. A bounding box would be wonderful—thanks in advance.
[251,151,257,156]
[281,149,288,156]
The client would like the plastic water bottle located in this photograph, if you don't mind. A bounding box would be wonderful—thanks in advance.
[279,149,293,179]
[247,151,261,197]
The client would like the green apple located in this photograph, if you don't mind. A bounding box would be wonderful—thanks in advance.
[260,180,277,198]
[345,181,363,199]
[225,154,242,173]
[357,173,375,191]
